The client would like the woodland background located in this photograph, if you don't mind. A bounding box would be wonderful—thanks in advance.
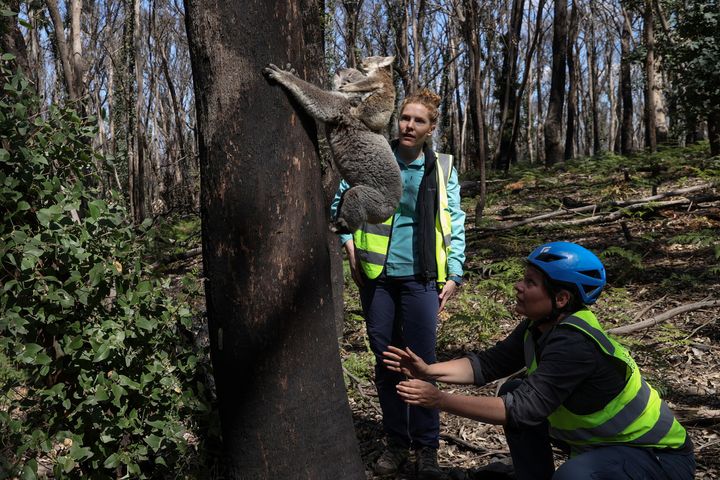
[0,0,718,478]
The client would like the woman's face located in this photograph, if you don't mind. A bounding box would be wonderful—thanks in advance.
[398,103,435,149]
[514,267,554,321]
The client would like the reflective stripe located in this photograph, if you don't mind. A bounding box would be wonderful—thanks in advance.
[436,153,452,186]
[363,222,392,236]
[550,379,651,442]
[443,233,451,247]
[561,316,615,355]
[631,401,675,446]
[355,248,387,266]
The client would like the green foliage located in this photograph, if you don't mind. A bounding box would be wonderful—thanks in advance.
[599,246,644,284]
[0,58,211,477]
[659,0,720,118]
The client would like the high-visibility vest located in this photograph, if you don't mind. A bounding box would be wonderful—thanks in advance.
[524,310,687,453]
[353,153,454,283]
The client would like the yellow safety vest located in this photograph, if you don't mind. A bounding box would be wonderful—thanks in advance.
[524,310,687,453]
[353,152,453,283]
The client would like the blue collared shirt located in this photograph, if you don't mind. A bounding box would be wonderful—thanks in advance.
[330,151,466,278]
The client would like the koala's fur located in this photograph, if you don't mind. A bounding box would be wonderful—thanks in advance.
[263,56,400,233]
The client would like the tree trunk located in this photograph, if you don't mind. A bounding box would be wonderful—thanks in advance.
[457,0,488,221]
[587,5,601,155]
[620,6,634,155]
[494,0,525,172]
[564,0,579,161]
[340,0,363,68]
[0,0,30,78]
[544,0,568,165]
[184,0,364,478]
[46,0,79,101]
[643,0,657,152]
[708,111,720,157]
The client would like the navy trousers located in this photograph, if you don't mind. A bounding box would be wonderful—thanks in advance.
[360,276,440,449]
[498,380,696,480]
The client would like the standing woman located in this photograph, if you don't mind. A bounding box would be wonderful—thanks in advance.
[331,89,466,479]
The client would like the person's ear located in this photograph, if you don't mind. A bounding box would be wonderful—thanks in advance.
[555,289,571,309]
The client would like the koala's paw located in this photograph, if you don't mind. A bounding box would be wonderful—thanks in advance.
[262,63,283,81]
[330,219,353,235]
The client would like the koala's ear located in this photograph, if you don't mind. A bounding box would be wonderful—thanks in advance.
[380,56,395,67]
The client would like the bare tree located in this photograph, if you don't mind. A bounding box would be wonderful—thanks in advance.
[184,0,364,477]
[620,4,634,155]
[564,0,579,161]
[457,0,488,222]
[643,0,657,151]
[544,0,568,165]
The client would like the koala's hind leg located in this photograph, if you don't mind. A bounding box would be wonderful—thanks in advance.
[333,185,396,234]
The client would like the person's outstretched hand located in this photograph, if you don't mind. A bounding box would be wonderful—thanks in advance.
[396,379,442,408]
[382,346,429,379]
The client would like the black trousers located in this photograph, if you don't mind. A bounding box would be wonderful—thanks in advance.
[498,379,695,480]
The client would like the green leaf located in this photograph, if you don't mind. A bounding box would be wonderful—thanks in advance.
[94,386,109,402]
[69,444,93,461]
[21,463,37,480]
[103,453,120,468]
[144,434,162,451]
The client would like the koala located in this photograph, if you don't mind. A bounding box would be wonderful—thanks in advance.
[263,56,400,234]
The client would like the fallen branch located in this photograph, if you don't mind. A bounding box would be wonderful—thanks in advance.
[480,183,714,232]
[608,298,720,335]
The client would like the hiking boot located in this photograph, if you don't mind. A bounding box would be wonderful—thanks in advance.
[415,446,446,480]
[374,441,409,475]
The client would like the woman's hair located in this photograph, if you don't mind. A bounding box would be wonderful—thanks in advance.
[400,88,441,125]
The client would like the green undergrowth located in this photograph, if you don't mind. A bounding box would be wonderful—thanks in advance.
[0,57,214,479]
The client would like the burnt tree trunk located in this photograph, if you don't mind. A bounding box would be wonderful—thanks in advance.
[620,6,634,155]
[544,0,568,166]
[564,0,579,161]
[184,0,364,478]
[643,0,657,152]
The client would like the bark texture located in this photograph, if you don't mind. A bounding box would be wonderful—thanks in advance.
[184,0,364,477]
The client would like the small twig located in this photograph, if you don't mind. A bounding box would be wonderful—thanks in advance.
[440,433,508,458]
[631,295,667,323]
[683,318,716,341]
[343,367,381,415]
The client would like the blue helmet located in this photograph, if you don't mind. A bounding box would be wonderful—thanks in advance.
[527,242,606,305]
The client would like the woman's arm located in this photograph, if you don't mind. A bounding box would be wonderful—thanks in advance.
[383,346,475,384]
[396,379,507,425]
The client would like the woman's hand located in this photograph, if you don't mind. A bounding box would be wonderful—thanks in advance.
[382,346,430,379]
[438,279,458,313]
[396,379,443,409]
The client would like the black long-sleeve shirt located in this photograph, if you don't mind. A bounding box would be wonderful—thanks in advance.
[466,318,628,430]
[466,317,693,452]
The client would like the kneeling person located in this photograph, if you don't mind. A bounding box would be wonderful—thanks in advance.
[383,241,695,479]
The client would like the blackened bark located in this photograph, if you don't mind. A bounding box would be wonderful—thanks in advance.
[458,0,488,221]
[564,0,579,161]
[643,0,657,152]
[0,0,29,77]
[544,0,568,165]
[708,111,720,157]
[620,7,634,155]
[184,0,364,478]
[494,0,525,172]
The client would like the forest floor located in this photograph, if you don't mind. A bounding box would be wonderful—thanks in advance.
[338,146,720,479]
